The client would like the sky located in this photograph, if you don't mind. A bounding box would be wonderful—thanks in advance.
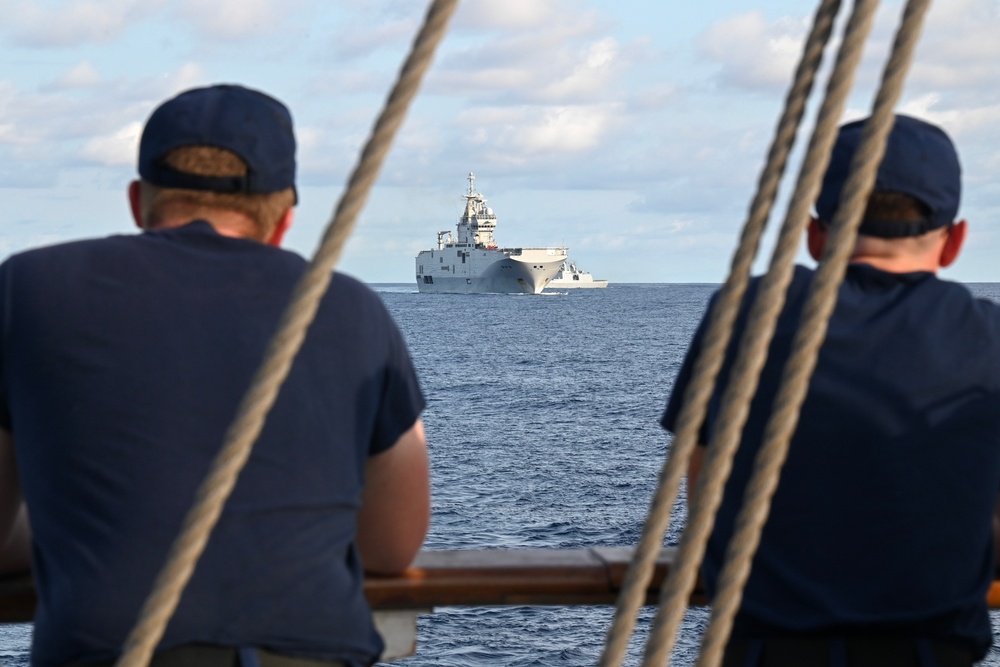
[1,0,999,284]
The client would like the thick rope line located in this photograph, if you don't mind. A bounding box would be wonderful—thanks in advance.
[695,2,933,665]
[639,1,883,664]
[596,2,843,665]
[113,2,459,666]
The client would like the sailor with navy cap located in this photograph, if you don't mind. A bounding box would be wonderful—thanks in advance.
[0,84,430,667]
[663,115,1000,666]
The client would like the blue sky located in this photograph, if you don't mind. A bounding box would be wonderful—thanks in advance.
[1,0,998,283]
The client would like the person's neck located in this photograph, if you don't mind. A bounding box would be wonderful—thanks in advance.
[848,254,939,274]
[147,210,260,241]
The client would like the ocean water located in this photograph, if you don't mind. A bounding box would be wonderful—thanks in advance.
[378,283,708,667]
[4,282,1000,666]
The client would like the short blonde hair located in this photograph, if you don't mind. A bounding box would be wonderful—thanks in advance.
[140,146,295,241]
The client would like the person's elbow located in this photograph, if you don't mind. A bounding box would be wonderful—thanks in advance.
[356,419,430,575]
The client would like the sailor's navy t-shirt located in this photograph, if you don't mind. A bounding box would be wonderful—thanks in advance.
[663,263,1000,659]
[0,221,424,667]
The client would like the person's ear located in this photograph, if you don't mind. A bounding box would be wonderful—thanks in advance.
[128,180,144,229]
[939,220,967,268]
[807,217,826,261]
[266,208,294,247]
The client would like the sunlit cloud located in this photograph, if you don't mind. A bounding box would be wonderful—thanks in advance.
[454,0,566,30]
[699,10,806,90]
[79,121,142,167]
[455,103,619,162]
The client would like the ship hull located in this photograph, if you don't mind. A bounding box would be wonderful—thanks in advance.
[416,247,566,294]
[547,279,608,289]
[544,264,609,290]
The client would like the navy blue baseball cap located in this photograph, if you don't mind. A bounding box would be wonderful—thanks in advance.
[138,84,297,201]
[815,114,960,238]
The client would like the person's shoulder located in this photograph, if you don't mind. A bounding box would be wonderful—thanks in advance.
[326,271,379,302]
[323,272,395,320]
[921,277,1000,330]
[736,265,815,313]
[1,234,137,273]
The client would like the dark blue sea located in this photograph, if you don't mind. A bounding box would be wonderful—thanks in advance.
[4,282,1000,666]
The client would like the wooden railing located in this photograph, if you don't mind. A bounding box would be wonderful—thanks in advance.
[3,548,999,661]
[7,546,1000,620]
[0,547,1000,660]
[0,547,698,623]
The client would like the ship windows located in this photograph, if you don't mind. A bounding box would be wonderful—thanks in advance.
[422,276,434,284]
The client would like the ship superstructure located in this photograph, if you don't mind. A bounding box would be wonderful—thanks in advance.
[545,261,609,289]
[415,173,567,294]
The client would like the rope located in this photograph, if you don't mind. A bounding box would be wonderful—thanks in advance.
[696,2,932,664]
[639,0,885,664]
[113,2,460,665]
[596,2,843,664]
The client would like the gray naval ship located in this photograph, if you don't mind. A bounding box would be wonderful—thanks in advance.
[415,173,567,294]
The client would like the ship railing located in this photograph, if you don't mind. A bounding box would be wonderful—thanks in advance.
[3,548,1000,661]
[0,547,684,661]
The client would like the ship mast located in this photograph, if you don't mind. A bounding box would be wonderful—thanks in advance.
[457,171,498,248]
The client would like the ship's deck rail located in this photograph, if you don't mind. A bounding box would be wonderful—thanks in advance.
[3,548,1000,661]
[6,546,1000,621]
[0,547,692,624]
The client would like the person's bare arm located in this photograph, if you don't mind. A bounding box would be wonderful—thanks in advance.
[356,419,430,575]
[0,429,30,575]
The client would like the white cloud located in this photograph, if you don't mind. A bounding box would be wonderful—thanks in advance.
[0,0,312,47]
[0,123,28,146]
[332,18,417,59]
[543,37,620,100]
[79,121,142,167]
[432,30,628,105]
[146,62,210,99]
[454,0,562,30]
[699,11,808,90]
[0,61,213,191]
[175,0,306,40]
[907,0,1000,92]
[629,82,677,113]
[0,0,166,47]
[0,82,51,150]
[54,62,103,89]
[456,104,618,162]
[517,106,611,153]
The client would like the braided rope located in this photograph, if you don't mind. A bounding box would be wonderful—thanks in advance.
[596,2,843,665]
[113,2,460,666]
[639,1,884,664]
[696,3,932,665]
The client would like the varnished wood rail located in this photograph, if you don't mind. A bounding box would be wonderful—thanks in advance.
[367,547,704,609]
[0,547,697,623]
[4,546,1000,624]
